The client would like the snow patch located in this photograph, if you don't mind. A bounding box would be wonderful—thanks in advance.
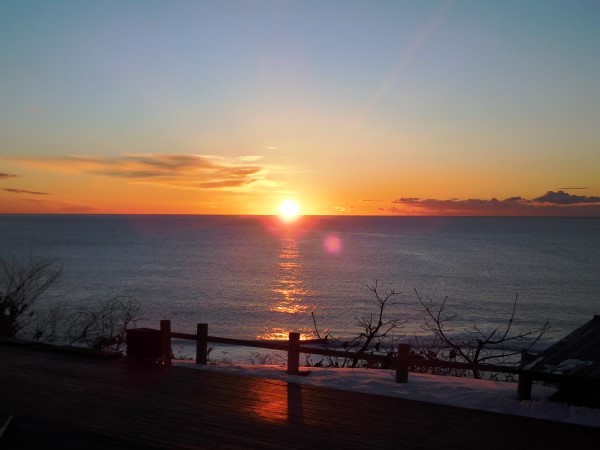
[542,359,595,375]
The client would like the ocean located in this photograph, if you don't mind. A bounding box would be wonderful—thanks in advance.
[1,215,599,349]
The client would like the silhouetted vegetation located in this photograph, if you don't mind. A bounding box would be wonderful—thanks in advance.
[1,256,142,352]
[310,281,405,368]
[0,256,62,337]
[309,281,549,380]
[414,289,549,379]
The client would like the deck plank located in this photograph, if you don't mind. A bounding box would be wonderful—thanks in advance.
[1,344,599,449]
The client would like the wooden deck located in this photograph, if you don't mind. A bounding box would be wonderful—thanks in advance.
[1,343,599,450]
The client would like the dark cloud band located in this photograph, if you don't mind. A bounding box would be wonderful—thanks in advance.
[391,191,600,216]
[3,188,49,195]
[534,190,600,205]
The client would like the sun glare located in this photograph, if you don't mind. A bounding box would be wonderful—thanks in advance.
[278,199,300,220]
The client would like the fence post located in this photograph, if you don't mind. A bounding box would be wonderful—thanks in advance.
[517,373,533,400]
[160,319,172,366]
[287,332,300,375]
[395,343,410,383]
[196,323,208,365]
[517,351,535,400]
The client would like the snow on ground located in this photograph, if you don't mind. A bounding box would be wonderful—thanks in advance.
[175,361,600,428]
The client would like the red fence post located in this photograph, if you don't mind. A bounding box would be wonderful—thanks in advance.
[287,332,300,375]
[396,343,410,383]
[160,319,172,366]
[196,323,208,365]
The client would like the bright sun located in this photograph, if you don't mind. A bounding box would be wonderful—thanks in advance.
[278,199,300,220]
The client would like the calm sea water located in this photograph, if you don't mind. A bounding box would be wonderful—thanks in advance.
[1,215,599,347]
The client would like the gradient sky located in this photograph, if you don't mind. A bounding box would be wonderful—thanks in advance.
[1,0,599,215]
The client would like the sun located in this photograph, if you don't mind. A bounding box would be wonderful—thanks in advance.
[278,199,300,221]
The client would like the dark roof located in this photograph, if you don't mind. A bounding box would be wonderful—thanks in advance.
[524,315,600,379]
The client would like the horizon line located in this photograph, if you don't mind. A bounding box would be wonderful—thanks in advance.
[1,212,599,218]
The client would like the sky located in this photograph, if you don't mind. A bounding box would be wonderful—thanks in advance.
[176,361,600,428]
[1,0,599,216]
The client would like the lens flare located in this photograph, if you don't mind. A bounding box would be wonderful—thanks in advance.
[324,234,342,253]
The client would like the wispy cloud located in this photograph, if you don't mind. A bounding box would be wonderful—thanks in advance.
[7,197,96,213]
[557,187,589,190]
[3,188,49,195]
[390,191,600,216]
[0,172,18,179]
[332,205,354,213]
[10,154,271,191]
[58,204,97,212]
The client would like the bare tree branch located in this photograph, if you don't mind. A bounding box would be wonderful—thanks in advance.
[311,281,405,369]
[415,290,549,379]
[0,257,62,337]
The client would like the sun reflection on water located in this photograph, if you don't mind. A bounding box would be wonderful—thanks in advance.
[270,234,311,314]
[259,230,316,341]
[256,326,315,341]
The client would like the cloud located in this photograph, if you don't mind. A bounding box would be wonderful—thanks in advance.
[10,154,269,191]
[2,196,96,213]
[332,205,354,213]
[59,204,97,212]
[557,187,589,190]
[0,172,18,179]
[392,197,532,215]
[390,192,600,216]
[3,188,49,195]
[533,190,600,205]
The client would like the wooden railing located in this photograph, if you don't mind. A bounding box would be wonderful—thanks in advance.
[137,320,522,388]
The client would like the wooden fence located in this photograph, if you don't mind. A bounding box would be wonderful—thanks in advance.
[126,320,527,390]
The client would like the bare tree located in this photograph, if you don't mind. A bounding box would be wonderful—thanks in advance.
[311,281,404,368]
[415,289,549,379]
[31,303,65,343]
[64,293,141,351]
[0,257,61,337]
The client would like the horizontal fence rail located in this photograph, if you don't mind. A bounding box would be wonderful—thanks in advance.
[171,332,291,352]
[124,320,550,401]
[171,328,519,374]
[139,320,524,378]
